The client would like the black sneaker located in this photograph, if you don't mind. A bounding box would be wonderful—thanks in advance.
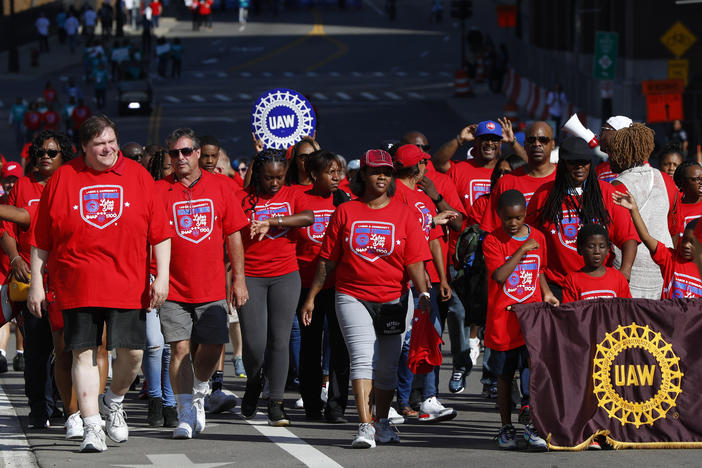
[162,405,178,427]
[12,353,24,372]
[0,354,7,374]
[147,397,164,427]
[241,371,263,419]
[449,367,466,393]
[267,400,289,427]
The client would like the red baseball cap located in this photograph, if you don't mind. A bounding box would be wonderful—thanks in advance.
[394,144,427,168]
[360,149,394,170]
[2,162,23,179]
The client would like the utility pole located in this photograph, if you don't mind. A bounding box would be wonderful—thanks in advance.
[450,0,472,68]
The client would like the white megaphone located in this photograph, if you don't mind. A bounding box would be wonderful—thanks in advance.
[562,113,599,149]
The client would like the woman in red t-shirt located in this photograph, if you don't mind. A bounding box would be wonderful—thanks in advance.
[300,149,431,448]
[285,137,319,190]
[238,149,314,426]
[295,150,350,421]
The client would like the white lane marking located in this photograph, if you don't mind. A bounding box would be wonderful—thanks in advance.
[217,72,228,78]
[113,453,229,467]
[408,92,424,99]
[336,92,351,101]
[194,72,205,78]
[164,96,181,103]
[240,71,252,77]
[312,93,327,100]
[364,0,384,15]
[202,58,218,64]
[244,414,343,468]
[384,91,401,100]
[238,93,252,100]
[0,380,37,467]
[214,94,231,102]
[190,95,206,102]
[361,92,378,100]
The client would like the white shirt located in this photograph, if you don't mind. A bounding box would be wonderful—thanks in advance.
[36,17,50,35]
[65,16,80,34]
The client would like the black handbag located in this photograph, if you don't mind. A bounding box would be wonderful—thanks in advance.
[359,293,409,336]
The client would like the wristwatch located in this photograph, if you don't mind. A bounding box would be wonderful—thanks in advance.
[432,194,444,206]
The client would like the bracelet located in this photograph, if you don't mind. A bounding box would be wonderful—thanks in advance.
[419,291,431,300]
[10,256,21,266]
[455,134,461,146]
[277,216,283,227]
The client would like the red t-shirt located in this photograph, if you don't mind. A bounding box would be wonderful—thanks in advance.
[4,175,44,264]
[466,194,489,225]
[150,1,162,15]
[0,198,10,280]
[233,172,245,188]
[395,182,443,283]
[672,200,702,241]
[447,160,493,212]
[238,185,305,278]
[483,226,546,351]
[562,267,632,303]
[295,190,337,289]
[596,161,617,184]
[338,177,351,198]
[157,170,248,303]
[24,111,43,131]
[651,241,702,299]
[71,106,92,129]
[199,0,212,14]
[319,197,431,303]
[32,154,172,311]
[42,110,60,130]
[43,88,57,103]
[480,166,557,232]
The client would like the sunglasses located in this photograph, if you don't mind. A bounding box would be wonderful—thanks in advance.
[168,147,195,158]
[525,136,552,145]
[238,167,248,172]
[38,149,61,158]
[416,144,431,152]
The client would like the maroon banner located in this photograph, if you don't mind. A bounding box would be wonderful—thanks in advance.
[513,298,702,450]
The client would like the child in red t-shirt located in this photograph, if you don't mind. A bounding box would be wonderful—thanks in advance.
[482,189,558,451]
[562,224,632,302]
[614,191,702,299]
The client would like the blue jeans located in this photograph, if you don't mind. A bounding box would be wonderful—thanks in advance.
[443,266,472,370]
[144,310,175,407]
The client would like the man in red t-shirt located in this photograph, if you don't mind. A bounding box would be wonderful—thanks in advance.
[198,0,213,28]
[28,116,172,453]
[42,105,61,131]
[70,100,92,141]
[158,129,248,439]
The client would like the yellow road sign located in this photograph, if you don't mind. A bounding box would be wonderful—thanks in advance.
[660,21,697,57]
[668,59,689,87]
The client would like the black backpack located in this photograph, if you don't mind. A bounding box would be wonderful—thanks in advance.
[451,224,487,326]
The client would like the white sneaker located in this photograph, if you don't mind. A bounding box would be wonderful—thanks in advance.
[295,397,304,409]
[193,396,206,433]
[374,418,400,444]
[387,406,405,425]
[469,337,481,366]
[205,389,237,414]
[98,395,128,443]
[320,383,328,404]
[351,422,376,449]
[172,406,195,439]
[80,423,107,452]
[418,396,457,424]
[65,411,84,440]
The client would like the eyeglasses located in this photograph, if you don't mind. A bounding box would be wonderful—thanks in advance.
[39,149,61,158]
[416,144,430,152]
[238,167,248,172]
[525,136,552,145]
[168,147,195,158]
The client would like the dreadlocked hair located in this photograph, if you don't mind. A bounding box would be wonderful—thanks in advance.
[147,146,168,181]
[607,123,655,171]
[539,161,611,229]
[673,160,701,190]
[243,148,287,214]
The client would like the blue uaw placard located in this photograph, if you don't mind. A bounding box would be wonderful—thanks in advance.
[251,88,317,149]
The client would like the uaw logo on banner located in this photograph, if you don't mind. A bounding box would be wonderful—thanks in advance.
[592,322,683,428]
[80,185,123,229]
[557,209,581,251]
[306,209,334,244]
[414,201,433,240]
[503,254,539,302]
[670,272,702,299]
[349,221,395,263]
[173,199,214,244]
[468,179,491,203]
[250,88,317,150]
[253,202,292,239]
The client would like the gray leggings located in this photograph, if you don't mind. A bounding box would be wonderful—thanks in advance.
[335,292,413,391]
[238,271,301,401]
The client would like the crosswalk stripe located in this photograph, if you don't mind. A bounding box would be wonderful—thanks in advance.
[384,92,401,100]
[312,93,327,100]
[214,94,231,102]
[190,95,205,102]
[164,96,181,103]
[238,93,252,100]
[361,92,378,100]
[336,92,351,101]
[408,92,424,99]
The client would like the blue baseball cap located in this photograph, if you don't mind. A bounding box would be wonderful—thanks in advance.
[475,120,503,139]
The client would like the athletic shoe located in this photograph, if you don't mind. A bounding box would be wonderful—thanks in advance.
[524,423,548,451]
[387,406,405,425]
[399,405,418,418]
[480,383,491,398]
[469,337,481,366]
[320,383,328,404]
[172,406,195,439]
[241,372,262,419]
[65,411,84,440]
[28,414,50,429]
[206,389,237,414]
[232,356,246,378]
[351,422,376,449]
[138,380,148,400]
[324,411,348,424]
[418,397,457,423]
[99,395,128,443]
[267,400,290,427]
[518,405,531,425]
[80,423,107,452]
[295,397,304,409]
[193,396,206,433]
[163,405,178,427]
[374,418,399,444]
[147,397,164,427]
[496,424,517,449]
[489,385,498,399]
[588,440,602,450]
[0,354,7,373]
[448,368,467,393]
[12,353,24,372]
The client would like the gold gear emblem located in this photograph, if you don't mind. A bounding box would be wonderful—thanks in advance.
[592,323,683,428]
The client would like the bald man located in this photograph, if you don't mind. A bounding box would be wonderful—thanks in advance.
[480,121,557,233]
[121,142,144,164]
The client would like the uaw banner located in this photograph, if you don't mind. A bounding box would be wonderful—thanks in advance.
[513,298,702,450]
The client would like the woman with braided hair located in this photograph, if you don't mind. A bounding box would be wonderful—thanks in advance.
[237,149,314,426]
[609,122,679,298]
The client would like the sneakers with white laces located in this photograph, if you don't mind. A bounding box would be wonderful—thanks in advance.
[351,422,376,449]
[418,396,457,423]
[80,423,107,453]
[387,406,405,425]
[496,424,517,449]
[374,418,400,444]
[65,411,84,440]
[193,395,206,433]
[469,337,481,366]
[98,395,128,443]
[172,405,196,439]
[524,423,548,451]
[448,368,467,393]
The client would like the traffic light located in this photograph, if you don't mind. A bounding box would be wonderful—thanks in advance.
[450,0,472,19]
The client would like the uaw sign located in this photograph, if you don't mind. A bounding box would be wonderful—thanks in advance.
[251,88,317,149]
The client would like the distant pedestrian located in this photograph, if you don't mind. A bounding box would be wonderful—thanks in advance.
[35,12,50,53]
[64,78,83,101]
[56,7,67,43]
[669,119,689,156]
[546,83,567,138]
[190,0,200,31]
[24,102,43,143]
[141,14,153,53]
[8,97,28,150]
[83,5,98,40]
[155,37,170,77]
[99,1,114,37]
[65,11,80,53]
[199,0,213,29]
[170,38,183,78]
[42,103,61,130]
[149,0,162,28]
[92,62,109,109]
[238,0,248,29]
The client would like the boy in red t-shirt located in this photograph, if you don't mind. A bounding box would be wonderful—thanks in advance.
[482,189,558,451]
[562,224,632,302]
[614,191,702,299]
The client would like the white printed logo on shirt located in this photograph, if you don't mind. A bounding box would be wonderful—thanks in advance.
[503,254,540,303]
[349,221,395,263]
[414,201,433,241]
[469,179,491,204]
[557,208,580,252]
[253,202,292,239]
[173,198,214,244]
[79,185,123,229]
[670,272,702,299]
[580,289,617,300]
[306,209,334,244]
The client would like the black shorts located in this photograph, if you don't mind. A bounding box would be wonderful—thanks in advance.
[486,345,529,378]
[62,308,146,351]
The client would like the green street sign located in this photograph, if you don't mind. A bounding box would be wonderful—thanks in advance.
[593,31,619,80]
